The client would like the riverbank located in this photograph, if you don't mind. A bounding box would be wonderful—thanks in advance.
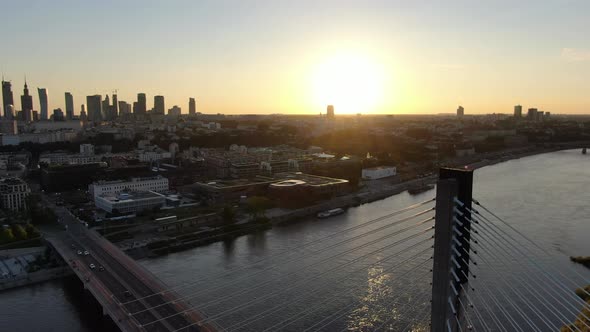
[0,266,72,292]
[267,145,565,225]
[138,146,568,258]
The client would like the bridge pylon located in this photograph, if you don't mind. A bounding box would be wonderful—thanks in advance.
[431,167,473,332]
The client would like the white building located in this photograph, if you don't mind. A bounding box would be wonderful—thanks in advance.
[89,175,169,199]
[39,152,100,165]
[0,177,31,211]
[138,151,172,162]
[95,191,165,214]
[80,144,95,155]
[0,131,77,146]
[362,166,397,180]
[0,135,20,146]
[32,120,83,132]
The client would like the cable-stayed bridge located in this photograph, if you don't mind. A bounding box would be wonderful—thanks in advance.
[46,168,590,331]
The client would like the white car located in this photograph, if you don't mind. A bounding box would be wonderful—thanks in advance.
[83,251,89,256]
[89,264,96,269]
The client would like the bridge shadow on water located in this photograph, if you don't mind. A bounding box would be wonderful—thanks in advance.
[60,275,120,332]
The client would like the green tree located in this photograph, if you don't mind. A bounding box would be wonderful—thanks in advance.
[245,196,271,218]
[25,224,40,239]
[0,228,15,244]
[11,224,28,241]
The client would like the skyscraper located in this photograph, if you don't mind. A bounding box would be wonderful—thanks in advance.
[118,101,131,115]
[102,95,112,120]
[514,105,522,118]
[112,93,118,118]
[2,79,14,118]
[65,92,74,120]
[38,88,48,120]
[168,105,181,116]
[53,108,65,121]
[154,95,165,115]
[189,97,196,115]
[135,93,147,115]
[527,108,538,121]
[86,95,102,122]
[457,105,464,118]
[326,105,335,119]
[20,81,33,121]
[80,105,87,121]
[4,105,14,119]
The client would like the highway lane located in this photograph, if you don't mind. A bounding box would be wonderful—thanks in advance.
[50,197,204,332]
[66,235,171,332]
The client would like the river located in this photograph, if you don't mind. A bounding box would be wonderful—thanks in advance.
[1,149,588,331]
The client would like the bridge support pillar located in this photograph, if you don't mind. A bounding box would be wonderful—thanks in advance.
[431,167,473,332]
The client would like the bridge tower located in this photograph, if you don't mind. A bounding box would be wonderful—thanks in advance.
[431,167,473,332]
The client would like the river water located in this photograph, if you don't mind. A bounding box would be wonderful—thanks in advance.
[1,149,589,331]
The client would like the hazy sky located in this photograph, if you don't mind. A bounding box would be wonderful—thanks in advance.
[1,0,589,115]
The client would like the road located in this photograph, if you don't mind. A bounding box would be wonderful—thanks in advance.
[45,193,212,332]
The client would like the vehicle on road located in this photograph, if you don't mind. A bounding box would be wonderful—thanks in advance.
[98,266,105,271]
[89,263,96,269]
[83,251,89,256]
[77,250,82,255]
[123,290,132,298]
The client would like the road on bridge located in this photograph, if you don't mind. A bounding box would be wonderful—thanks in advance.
[44,193,215,332]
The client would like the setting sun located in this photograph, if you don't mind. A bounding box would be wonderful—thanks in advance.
[310,52,386,115]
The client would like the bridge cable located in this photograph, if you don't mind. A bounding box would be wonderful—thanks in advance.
[120,198,434,304]
[302,269,432,332]
[464,231,567,331]
[467,216,589,330]
[229,251,432,331]
[146,227,435,331]
[129,214,435,316]
[255,256,433,332]
[473,198,590,288]
[464,207,590,319]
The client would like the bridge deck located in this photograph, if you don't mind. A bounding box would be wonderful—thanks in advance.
[48,228,216,332]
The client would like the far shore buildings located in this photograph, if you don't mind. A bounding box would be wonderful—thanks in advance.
[0,177,30,211]
[193,172,349,207]
[89,175,169,199]
[95,190,165,214]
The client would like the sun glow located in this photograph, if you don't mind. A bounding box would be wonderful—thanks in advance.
[311,52,386,115]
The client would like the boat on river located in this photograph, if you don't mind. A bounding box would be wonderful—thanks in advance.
[317,208,345,219]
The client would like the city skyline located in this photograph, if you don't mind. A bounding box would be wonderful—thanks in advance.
[1,1,589,115]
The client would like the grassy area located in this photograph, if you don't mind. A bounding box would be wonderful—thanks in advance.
[0,237,43,250]
[147,219,271,256]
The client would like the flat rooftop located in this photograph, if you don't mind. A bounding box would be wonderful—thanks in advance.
[274,172,348,186]
[363,166,396,171]
[98,190,162,202]
[195,172,348,190]
[0,177,26,185]
[197,177,275,189]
